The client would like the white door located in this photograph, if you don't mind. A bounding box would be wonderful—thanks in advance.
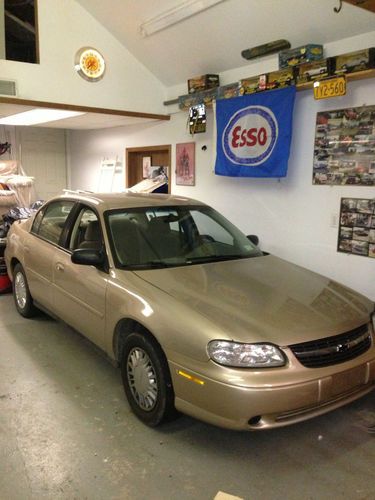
[18,127,67,201]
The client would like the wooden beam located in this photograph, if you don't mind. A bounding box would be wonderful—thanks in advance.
[0,96,170,121]
[343,0,375,13]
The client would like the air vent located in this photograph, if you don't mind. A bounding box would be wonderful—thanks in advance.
[0,80,17,97]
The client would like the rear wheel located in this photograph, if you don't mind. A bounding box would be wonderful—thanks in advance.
[121,332,177,426]
[13,263,36,318]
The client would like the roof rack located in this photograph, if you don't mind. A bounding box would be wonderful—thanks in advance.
[62,189,94,195]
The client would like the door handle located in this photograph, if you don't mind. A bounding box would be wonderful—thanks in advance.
[56,263,65,272]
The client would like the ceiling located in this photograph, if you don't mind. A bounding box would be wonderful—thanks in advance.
[77,0,375,87]
[1,0,374,130]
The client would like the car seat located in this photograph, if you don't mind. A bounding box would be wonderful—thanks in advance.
[78,220,102,250]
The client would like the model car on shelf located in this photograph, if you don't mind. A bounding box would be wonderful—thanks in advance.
[279,43,323,69]
[296,59,333,83]
[239,74,267,95]
[334,48,375,74]
[360,174,375,185]
[345,175,361,184]
[266,68,295,90]
[4,191,375,431]
[216,82,241,100]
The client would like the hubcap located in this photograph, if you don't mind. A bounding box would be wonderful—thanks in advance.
[14,272,27,310]
[127,347,158,411]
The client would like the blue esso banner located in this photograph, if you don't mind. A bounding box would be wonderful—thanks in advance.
[214,86,296,177]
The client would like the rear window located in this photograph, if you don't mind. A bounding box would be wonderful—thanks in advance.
[32,200,75,245]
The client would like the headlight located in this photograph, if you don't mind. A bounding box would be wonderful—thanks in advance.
[207,340,286,368]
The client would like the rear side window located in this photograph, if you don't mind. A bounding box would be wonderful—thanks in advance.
[32,201,75,245]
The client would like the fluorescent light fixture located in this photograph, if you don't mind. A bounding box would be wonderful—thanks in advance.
[140,0,226,37]
[0,108,85,126]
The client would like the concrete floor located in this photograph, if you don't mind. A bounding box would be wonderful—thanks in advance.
[1,293,375,500]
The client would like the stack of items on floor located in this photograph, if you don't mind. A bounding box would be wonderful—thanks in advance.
[0,238,10,293]
[0,160,38,293]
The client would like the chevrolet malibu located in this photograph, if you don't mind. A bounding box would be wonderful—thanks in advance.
[5,191,375,430]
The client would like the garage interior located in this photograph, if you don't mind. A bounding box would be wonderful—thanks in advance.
[1,1,375,499]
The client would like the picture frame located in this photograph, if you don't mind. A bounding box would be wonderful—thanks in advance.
[176,142,195,186]
[142,156,152,178]
[337,197,375,258]
[312,105,375,186]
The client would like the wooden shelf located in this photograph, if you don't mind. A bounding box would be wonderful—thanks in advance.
[167,68,375,108]
[296,68,375,91]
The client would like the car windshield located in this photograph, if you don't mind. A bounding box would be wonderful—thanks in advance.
[106,205,262,269]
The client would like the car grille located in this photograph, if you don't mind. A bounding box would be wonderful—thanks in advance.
[289,324,371,368]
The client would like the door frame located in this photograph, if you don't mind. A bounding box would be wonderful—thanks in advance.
[126,144,171,193]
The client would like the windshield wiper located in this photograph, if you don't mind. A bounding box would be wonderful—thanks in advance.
[185,254,249,264]
[126,261,173,269]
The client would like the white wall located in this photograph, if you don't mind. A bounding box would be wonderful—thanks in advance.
[0,125,67,201]
[166,31,375,102]
[69,33,375,301]
[0,0,166,113]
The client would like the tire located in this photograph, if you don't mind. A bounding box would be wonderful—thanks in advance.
[121,332,177,427]
[13,263,37,318]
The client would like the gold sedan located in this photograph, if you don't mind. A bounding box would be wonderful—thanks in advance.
[5,191,375,430]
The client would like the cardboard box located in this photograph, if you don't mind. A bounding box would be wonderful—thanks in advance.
[333,48,375,74]
[188,74,220,94]
[279,44,323,69]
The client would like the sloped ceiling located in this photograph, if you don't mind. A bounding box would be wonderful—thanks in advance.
[76,0,375,87]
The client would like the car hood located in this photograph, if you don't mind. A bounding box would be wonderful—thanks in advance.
[134,255,373,345]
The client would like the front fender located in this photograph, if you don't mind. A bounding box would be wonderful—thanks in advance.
[104,270,228,364]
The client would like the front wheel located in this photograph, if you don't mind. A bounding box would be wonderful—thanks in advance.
[121,332,177,427]
[13,263,37,318]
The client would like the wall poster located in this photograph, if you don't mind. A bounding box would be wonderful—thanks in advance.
[313,105,375,186]
[176,142,195,186]
[142,156,151,178]
[338,198,375,258]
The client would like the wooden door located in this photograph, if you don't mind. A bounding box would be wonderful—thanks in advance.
[126,145,171,193]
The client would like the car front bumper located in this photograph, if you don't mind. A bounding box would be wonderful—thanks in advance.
[169,350,375,430]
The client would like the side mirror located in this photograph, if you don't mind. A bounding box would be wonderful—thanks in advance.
[247,234,259,246]
[71,249,105,267]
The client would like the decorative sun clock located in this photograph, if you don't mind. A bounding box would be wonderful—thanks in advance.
[75,47,106,82]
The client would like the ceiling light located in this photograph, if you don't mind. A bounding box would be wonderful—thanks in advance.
[140,0,226,37]
[0,108,85,126]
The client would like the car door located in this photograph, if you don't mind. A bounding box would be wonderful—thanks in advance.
[52,205,107,349]
[25,199,76,311]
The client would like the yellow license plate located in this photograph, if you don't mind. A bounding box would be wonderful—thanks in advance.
[313,76,346,100]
